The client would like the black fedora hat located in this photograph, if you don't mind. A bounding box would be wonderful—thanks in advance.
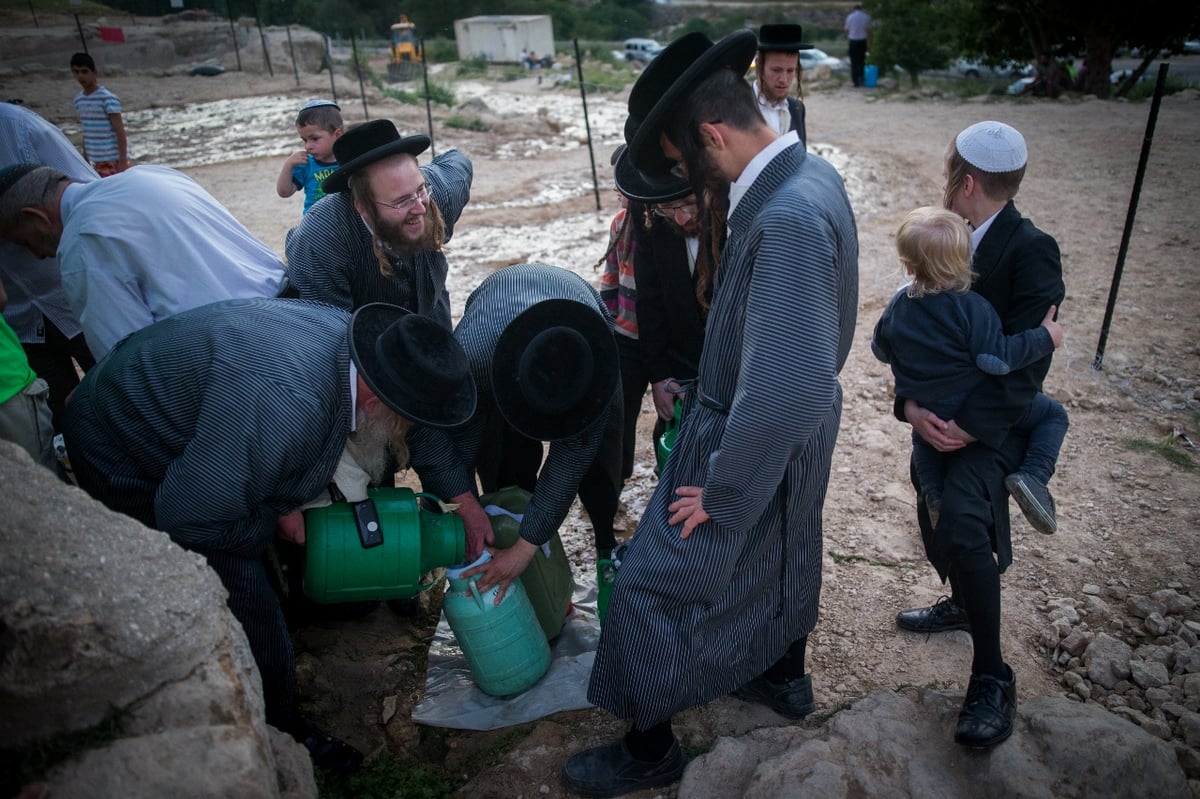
[626,30,757,175]
[349,303,476,428]
[613,145,692,203]
[757,24,814,53]
[491,299,618,441]
[322,119,430,194]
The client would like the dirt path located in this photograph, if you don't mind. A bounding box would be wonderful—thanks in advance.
[4,51,1199,797]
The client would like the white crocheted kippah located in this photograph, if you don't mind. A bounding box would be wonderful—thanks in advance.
[956,121,1027,172]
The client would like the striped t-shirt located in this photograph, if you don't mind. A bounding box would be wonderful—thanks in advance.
[73,86,124,162]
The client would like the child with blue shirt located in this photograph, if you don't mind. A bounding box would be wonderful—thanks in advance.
[276,100,342,214]
[872,206,1069,534]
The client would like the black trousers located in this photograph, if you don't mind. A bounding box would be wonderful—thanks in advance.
[474,401,622,555]
[848,39,868,86]
[22,317,95,431]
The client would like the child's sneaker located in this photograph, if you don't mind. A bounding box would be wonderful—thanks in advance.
[924,489,942,529]
[1004,472,1057,534]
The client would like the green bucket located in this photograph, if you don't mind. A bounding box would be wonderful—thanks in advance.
[303,487,464,603]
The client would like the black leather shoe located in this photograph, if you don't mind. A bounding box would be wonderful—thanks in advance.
[896,596,971,633]
[291,720,364,775]
[954,665,1017,748]
[1005,471,1057,534]
[561,738,685,798]
[733,673,815,719]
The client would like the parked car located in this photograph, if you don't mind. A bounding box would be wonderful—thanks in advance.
[1183,40,1200,55]
[954,57,1033,79]
[624,38,663,63]
[798,48,847,72]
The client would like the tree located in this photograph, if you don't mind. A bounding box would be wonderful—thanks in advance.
[956,0,1200,98]
[872,0,960,87]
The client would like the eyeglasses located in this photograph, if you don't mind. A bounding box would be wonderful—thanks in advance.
[652,201,698,220]
[375,183,429,213]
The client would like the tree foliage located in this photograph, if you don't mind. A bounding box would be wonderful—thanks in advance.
[872,0,1198,96]
[872,0,960,87]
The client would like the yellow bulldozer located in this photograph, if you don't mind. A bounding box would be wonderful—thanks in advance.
[388,15,423,81]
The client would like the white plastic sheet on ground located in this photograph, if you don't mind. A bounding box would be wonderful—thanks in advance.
[411,572,602,730]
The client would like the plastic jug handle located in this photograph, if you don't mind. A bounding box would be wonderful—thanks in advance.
[467,579,487,611]
[416,491,460,514]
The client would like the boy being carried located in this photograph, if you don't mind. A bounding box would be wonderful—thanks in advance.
[872,206,1069,533]
[276,99,343,214]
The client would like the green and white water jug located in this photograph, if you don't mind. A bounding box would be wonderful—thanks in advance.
[443,551,552,697]
[303,487,464,603]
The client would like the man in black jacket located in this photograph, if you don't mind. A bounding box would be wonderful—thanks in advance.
[753,24,810,146]
[894,120,1066,749]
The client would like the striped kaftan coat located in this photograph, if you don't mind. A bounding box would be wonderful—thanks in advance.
[61,297,355,728]
[410,263,622,548]
[588,142,858,728]
[283,149,473,328]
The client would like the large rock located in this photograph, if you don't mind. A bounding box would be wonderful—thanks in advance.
[0,442,314,798]
[680,688,1189,798]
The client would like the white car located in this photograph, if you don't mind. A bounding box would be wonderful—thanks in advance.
[624,38,663,63]
[955,57,1032,79]
[798,48,847,72]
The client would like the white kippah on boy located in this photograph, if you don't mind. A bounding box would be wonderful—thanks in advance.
[955,121,1028,172]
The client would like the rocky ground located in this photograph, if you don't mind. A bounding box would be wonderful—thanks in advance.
[2,14,1199,797]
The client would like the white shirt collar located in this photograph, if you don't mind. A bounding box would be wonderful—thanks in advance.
[970,207,1002,253]
[729,130,799,217]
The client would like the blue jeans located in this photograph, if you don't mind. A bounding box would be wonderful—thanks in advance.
[914,392,1069,496]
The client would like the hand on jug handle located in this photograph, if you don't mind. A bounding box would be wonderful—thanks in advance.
[277,509,306,545]
[466,539,538,605]
[452,492,495,561]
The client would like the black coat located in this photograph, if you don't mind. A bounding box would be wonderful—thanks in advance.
[634,219,707,385]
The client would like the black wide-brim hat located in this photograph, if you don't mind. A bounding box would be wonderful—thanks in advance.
[757,24,815,53]
[322,119,430,194]
[626,30,758,176]
[349,303,476,428]
[613,145,692,203]
[491,298,618,441]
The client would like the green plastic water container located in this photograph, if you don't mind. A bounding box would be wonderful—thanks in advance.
[654,399,682,476]
[303,487,464,603]
[479,486,575,640]
[443,551,552,697]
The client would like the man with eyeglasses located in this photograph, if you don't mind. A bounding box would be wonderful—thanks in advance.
[283,119,473,329]
[563,31,857,796]
[612,148,710,457]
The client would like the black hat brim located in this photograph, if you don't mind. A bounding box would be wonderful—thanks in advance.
[628,30,758,175]
[322,134,431,194]
[613,147,692,203]
[349,303,476,428]
[491,299,618,441]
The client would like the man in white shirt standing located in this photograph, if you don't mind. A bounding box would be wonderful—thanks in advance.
[845,3,874,87]
[753,23,812,146]
[0,163,285,360]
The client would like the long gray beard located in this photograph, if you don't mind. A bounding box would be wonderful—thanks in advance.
[345,410,394,485]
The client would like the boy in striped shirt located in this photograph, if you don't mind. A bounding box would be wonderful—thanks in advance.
[70,52,129,176]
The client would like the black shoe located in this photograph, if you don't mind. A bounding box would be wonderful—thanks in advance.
[1005,472,1057,534]
[291,720,363,775]
[561,738,685,798]
[954,665,1017,748]
[924,489,942,529]
[895,596,971,633]
[733,673,815,719]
